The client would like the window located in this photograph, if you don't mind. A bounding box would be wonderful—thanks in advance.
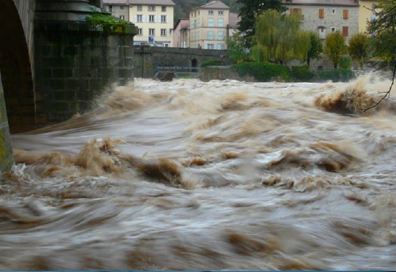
[343,10,349,19]
[198,19,201,27]
[109,5,112,12]
[208,44,214,49]
[161,29,166,36]
[219,11,224,15]
[218,31,224,40]
[209,10,214,15]
[290,8,301,16]
[218,19,224,27]
[121,6,124,9]
[169,28,173,36]
[149,28,155,36]
[319,9,324,19]
[208,31,214,40]
[162,6,166,12]
[148,6,155,11]
[120,15,125,20]
[161,15,166,23]
[137,5,142,11]
[137,15,143,22]
[331,27,336,32]
[149,15,155,23]
[216,44,224,50]
[342,26,349,37]
[138,28,143,36]
[208,18,214,27]
[332,9,336,14]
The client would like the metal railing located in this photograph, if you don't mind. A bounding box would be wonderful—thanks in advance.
[155,66,201,78]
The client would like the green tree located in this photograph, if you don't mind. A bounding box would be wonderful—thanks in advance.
[237,0,286,47]
[362,0,396,111]
[348,33,370,68]
[307,32,323,66]
[226,32,252,63]
[368,0,396,62]
[324,31,348,68]
[252,10,310,64]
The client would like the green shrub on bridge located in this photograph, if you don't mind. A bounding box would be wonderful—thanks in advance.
[234,62,290,82]
[291,65,315,82]
[201,60,224,68]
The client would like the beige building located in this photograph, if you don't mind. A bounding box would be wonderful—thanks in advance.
[189,1,230,50]
[103,0,130,21]
[104,0,175,47]
[358,0,378,33]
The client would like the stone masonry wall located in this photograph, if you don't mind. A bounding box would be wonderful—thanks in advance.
[286,5,359,42]
[34,22,135,126]
[134,46,231,78]
[0,73,14,174]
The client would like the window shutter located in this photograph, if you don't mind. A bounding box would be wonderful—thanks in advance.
[166,15,169,23]
[134,15,137,23]
[343,10,349,19]
[319,9,324,19]
[290,8,294,16]
[343,26,349,36]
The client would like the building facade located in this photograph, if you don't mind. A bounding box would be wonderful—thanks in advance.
[104,0,175,47]
[283,0,359,42]
[103,0,130,21]
[189,1,230,50]
[174,19,190,48]
[358,0,378,33]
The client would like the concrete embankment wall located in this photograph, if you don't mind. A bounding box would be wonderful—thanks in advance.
[0,74,14,174]
[134,46,231,78]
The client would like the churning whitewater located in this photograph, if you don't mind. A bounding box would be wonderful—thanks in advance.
[2,76,396,270]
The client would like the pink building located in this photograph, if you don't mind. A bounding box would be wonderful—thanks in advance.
[174,18,190,48]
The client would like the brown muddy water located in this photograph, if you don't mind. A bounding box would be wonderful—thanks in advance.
[2,76,396,270]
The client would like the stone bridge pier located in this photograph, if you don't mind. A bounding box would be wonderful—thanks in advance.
[0,0,136,174]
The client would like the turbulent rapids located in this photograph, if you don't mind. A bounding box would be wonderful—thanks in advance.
[2,76,396,270]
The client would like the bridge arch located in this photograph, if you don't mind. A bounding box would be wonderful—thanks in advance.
[0,0,35,133]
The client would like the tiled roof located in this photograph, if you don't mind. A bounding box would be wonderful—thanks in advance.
[283,0,359,6]
[199,1,230,10]
[103,0,128,4]
[175,18,190,29]
[104,0,175,5]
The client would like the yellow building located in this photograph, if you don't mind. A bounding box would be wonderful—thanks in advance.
[129,0,175,47]
[104,0,175,47]
[359,0,378,33]
[189,1,230,50]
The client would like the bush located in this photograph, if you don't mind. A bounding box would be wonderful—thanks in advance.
[291,65,315,81]
[339,57,351,69]
[317,69,355,82]
[234,62,290,81]
[201,60,223,67]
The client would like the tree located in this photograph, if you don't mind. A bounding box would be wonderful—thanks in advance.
[323,31,348,69]
[363,0,396,111]
[237,0,286,47]
[368,0,396,62]
[348,33,370,68]
[307,32,323,66]
[226,32,252,63]
[252,10,310,64]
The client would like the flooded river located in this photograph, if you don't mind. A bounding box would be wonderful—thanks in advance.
[2,76,396,270]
